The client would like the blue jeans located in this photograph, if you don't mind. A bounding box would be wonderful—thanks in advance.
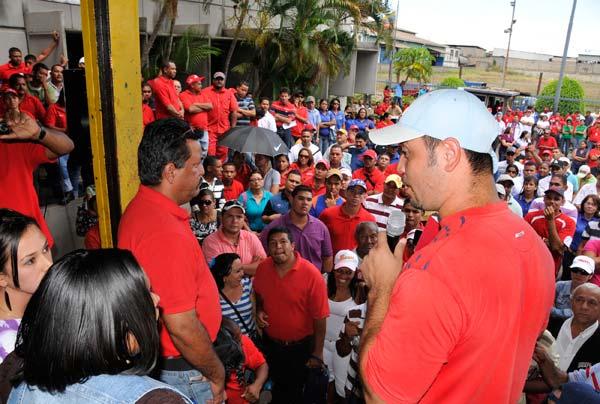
[277,127,292,150]
[559,137,571,156]
[159,369,212,404]
[319,134,331,154]
[58,154,73,193]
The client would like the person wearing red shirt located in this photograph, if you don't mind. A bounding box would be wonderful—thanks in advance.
[290,92,308,138]
[588,121,600,145]
[270,88,296,149]
[525,187,576,276]
[374,97,391,116]
[375,112,394,129]
[289,147,316,186]
[117,118,225,403]
[319,179,376,252]
[180,74,212,157]
[222,162,245,201]
[537,130,559,157]
[1,90,74,248]
[588,142,600,169]
[141,82,155,127]
[309,160,328,196]
[254,226,329,403]
[149,60,183,120]
[203,72,238,161]
[360,90,554,403]
[353,149,385,195]
[0,48,30,86]
[0,74,46,121]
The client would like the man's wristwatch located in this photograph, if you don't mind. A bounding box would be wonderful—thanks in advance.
[38,125,47,142]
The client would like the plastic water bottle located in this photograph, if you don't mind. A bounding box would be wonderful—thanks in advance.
[387,210,406,251]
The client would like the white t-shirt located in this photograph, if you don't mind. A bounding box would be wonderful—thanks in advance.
[257,111,277,132]
[573,182,599,206]
[289,142,323,163]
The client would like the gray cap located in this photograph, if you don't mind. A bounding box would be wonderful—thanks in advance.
[305,95,316,103]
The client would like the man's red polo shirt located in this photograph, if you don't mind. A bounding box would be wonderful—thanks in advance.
[253,252,329,341]
[19,94,46,122]
[589,125,600,144]
[118,186,221,355]
[179,89,208,130]
[353,167,385,193]
[150,76,181,120]
[0,142,55,247]
[291,105,307,138]
[524,211,576,274]
[44,103,66,129]
[0,62,30,84]
[202,86,238,135]
[363,202,555,403]
[537,136,558,156]
[270,100,296,128]
[222,180,244,201]
[319,204,376,252]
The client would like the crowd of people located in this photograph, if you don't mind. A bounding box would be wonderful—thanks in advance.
[3,45,600,403]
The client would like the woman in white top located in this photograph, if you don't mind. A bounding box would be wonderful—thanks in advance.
[257,97,277,132]
[324,250,364,401]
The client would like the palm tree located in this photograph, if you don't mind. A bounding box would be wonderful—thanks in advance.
[141,0,179,71]
[393,46,435,83]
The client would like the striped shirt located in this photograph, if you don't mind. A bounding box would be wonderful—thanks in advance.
[220,277,256,335]
[235,94,255,126]
[200,178,225,210]
[363,194,404,230]
[569,363,600,390]
[343,303,367,399]
[270,100,296,128]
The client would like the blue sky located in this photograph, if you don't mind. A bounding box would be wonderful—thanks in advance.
[391,0,600,56]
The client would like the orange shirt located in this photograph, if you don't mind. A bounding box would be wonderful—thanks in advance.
[319,204,376,252]
[118,186,221,355]
[254,252,329,341]
[222,179,245,201]
[150,76,181,119]
[363,202,555,403]
[179,89,208,130]
[202,85,238,135]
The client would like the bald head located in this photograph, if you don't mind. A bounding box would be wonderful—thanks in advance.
[355,221,379,241]
[571,283,600,328]
[573,283,600,299]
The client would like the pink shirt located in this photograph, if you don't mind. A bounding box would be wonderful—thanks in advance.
[202,228,266,265]
[583,238,600,286]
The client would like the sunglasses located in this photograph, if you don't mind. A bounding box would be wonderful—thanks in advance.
[198,200,212,206]
[507,170,517,174]
[299,155,310,158]
[214,77,224,81]
[571,268,590,276]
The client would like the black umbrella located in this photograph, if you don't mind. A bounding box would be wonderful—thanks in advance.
[218,126,289,157]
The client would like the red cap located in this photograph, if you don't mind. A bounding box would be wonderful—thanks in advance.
[185,74,204,86]
[542,150,552,155]
[3,88,18,97]
[360,149,378,160]
[349,124,359,130]
[315,160,330,169]
[303,124,315,131]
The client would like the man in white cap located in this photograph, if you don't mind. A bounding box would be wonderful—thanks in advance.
[496,173,523,217]
[358,89,555,403]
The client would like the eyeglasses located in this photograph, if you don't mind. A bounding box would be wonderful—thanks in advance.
[571,268,590,276]
[214,77,224,81]
[250,177,263,182]
[198,200,213,206]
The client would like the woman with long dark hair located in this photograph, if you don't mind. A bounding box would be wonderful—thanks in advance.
[8,248,191,403]
[289,147,315,186]
[0,209,51,364]
[190,188,220,245]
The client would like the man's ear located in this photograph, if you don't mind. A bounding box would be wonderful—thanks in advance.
[440,137,462,172]
[163,162,177,184]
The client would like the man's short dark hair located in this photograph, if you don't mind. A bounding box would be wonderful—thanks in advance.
[159,59,174,71]
[267,226,294,244]
[203,155,219,172]
[259,96,270,104]
[329,144,343,153]
[237,81,249,88]
[32,62,49,75]
[51,63,63,72]
[551,173,567,186]
[8,73,25,88]
[287,169,301,179]
[292,184,312,198]
[403,197,424,212]
[223,161,236,170]
[14,249,160,393]
[138,118,199,186]
[8,47,21,55]
[524,161,537,168]
[279,87,290,95]
[422,135,493,175]
[355,132,368,142]
[24,54,36,64]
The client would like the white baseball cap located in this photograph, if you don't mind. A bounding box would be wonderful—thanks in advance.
[369,89,499,157]
[577,165,591,178]
[334,250,359,271]
[495,183,506,196]
[570,255,595,275]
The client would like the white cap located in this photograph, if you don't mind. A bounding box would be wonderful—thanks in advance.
[495,183,506,196]
[78,57,85,65]
[334,250,359,271]
[369,90,499,155]
[496,173,514,185]
[577,165,591,178]
[559,157,571,167]
[570,255,595,275]
[339,167,352,178]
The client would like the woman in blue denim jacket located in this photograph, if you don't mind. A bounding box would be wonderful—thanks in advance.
[8,249,193,404]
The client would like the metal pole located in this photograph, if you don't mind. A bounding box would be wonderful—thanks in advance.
[536,72,543,95]
[501,0,516,88]
[387,0,400,84]
[553,0,577,113]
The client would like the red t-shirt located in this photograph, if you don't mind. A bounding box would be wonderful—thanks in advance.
[374,102,390,116]
[589,149,600,168]
[0,142,55,247]
[375,120,393,129]
[291,106,308,138]
[353,167,385,194]
[235,163,252,189]
[179,89,208,130]
[588,126,600,144]
[0,62,30,84]
[270,100,296,128]
[84,224,101,249]
[524,211,576,275]
[289,163,315,186]
[254,252,329,341]
[223,180,245,201]
[142,103,155,127]
[537,136,558,155]
[364,202,555,403]
[118,186,221,355]
[44,103,67,130]
[319,204,376,252]
[226,334,267,404]
[202,86,238,135]
[150,76,181,120]
[19,94,46,122]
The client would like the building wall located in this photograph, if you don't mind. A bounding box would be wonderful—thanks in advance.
[456,46,486,59]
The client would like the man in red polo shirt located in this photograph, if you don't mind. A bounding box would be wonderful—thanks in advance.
[270,87,296,149]
[319,179,376,253]
[359,89,554,403]
[537,129,558,157]
[179,74,212,158]
[118,118,225,403]
[203,71,238,161]
[149,60,183,120]
[0,97,74,248]
[0,74,46,121]
[525,186,576,276]
[254,226,329,403]
[221,161,244,201]
[352,149,385,195]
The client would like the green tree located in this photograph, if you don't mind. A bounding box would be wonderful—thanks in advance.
[440,77,465,88]
[393,47,434,83]
[535,76,585,114]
